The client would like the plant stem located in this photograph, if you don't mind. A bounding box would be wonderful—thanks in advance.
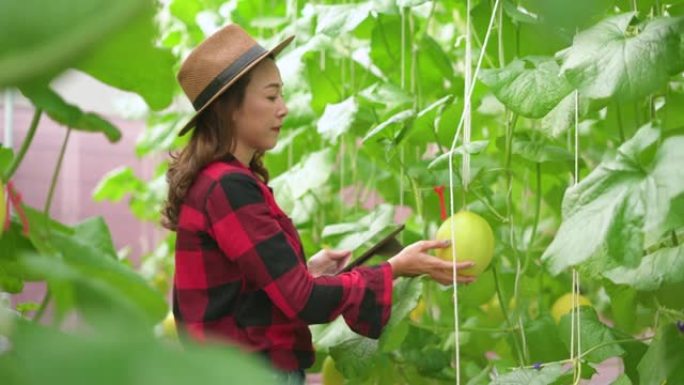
[33,127,72,324]
[43,128,71,217]
[32,291,51,322]
[672,230,679,246]
[492,264,526,366]
[3,108,42,182]
[615,102,626,143]
[523,163,542,273]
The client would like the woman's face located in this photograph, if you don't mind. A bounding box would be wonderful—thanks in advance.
[231,58,288,152]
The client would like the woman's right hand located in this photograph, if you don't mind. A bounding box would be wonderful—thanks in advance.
[387,239,477,285]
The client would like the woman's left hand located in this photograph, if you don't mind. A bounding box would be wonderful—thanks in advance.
[307,248,352,278]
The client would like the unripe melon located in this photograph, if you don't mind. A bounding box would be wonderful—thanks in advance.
[435,211,495,276]
[551,293,592,323]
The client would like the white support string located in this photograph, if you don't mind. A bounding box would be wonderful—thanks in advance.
[462,0,473,192]
[448,1,501,383]
[400,6,406,243]
[571,89,582,384]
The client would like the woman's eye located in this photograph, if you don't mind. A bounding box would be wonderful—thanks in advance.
[268,95,278,101]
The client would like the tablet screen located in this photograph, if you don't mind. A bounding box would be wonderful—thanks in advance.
[340,224,405,273]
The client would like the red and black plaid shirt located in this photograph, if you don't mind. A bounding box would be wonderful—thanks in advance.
[172,156,394,371]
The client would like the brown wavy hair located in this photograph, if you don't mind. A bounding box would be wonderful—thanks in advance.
[161,58,272,231]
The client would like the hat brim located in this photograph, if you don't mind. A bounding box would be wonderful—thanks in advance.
[177,34,295,137]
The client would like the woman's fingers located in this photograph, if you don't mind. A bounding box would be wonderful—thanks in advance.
[417,239,451,251]
[422,254,475,271]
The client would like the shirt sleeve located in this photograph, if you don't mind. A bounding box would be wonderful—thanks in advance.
[204,172,394,338]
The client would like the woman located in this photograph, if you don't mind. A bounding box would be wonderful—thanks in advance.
[161,24,476,384]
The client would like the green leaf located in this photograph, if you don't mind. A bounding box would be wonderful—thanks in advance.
[604,245,684,291]
[92,167,145,202]
[72,217,119,261]
[611,374,633,385]
[0,0,151,87]
[379,276,424,352]
[541,125,684,275]
[363,109,414,143]
[20,221,167,326]
[135,113,186,157]
[558,307,625,363]
[270,149,335,223]
[370,14,411,85]
[524,316,569,363]
[532,0,613,32]
[480,57,574,118]
[403,95,453,145]
[603,280,638,333]
[503,1,540,25]
[329,336,379,380]
[311,317,358,353]
[357,82,413,112]
[325,204,396,256]
[0,223,34,293]
[75,13,176,110]
[397,0,431,7]
[317,97,358,144]
[558,13,684,103]
[0,319,276,385]
[314,2,373,36]
[540,92,578,138]
[428,141,489,169]
[637,323,684,384]
[509,131,574,164]
[489,363,567,385]
[19,85,121,142]
[0,147,13,176]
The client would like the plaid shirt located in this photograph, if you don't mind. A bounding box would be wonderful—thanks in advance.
[172,157,394,371]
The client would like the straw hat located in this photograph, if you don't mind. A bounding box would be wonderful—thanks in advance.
[176,24,295,136]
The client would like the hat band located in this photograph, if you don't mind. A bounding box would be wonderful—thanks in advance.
[192,44,268,110]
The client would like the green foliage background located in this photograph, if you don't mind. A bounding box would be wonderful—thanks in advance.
[1,0,684,384]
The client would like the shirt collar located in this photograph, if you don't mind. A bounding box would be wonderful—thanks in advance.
[224,155,250,170]
[222,156,273,192]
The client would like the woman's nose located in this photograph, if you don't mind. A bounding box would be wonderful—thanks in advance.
[278,100,288,118]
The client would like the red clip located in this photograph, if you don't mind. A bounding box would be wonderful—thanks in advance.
[433,185,447,221]
[5,181,30,236]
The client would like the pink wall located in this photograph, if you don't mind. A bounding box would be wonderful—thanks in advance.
[2,105,165,321]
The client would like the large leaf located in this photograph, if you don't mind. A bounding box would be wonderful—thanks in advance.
[20,220,167,326]
[75,14,176,110]
[270,149,335,223]
[558,307,625,363]
[324,204,396,256]
[362,109,415,143]
[480,57,574,118]
[317,97,358,144]
[93,167,146,202]
[557,13,684,103]
[508,132,574,164]
[19,85,121,142]
[0,319,276,385]
[0,223,36,293]
[489,363,568,385]
[378,277,424,352]
[524,316,570,363]
[637,322,684,384]
[603,244,684,290]
[541,125,684,275]
[314,2,374,36]
[329,336,380,380]
[0,0,150,87]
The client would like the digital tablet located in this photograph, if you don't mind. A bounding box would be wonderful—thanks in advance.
[340,224,405,273]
